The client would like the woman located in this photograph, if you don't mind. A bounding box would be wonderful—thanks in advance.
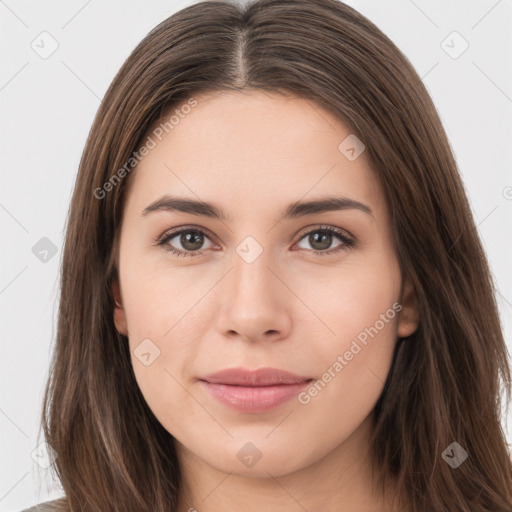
[23,0,512,510]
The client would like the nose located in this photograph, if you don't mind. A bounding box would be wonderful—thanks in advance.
[215,247,292,344]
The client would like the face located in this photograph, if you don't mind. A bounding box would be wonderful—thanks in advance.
[112,90,419,478]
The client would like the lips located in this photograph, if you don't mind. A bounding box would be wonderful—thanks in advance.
[199,367,313,413]
[202,367,311,386]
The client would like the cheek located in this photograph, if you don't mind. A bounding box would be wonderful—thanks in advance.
[302,253,400,348]
[296,253,401,400]
[126,319,204,438]
[118,253,207,425]
[120,245,209,339]
[294,304,398,454]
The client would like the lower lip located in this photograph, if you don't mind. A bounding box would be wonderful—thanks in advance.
[200,380,311,413]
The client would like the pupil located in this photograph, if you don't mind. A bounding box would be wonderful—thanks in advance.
[311,232,331,250]
[182,231,203,250]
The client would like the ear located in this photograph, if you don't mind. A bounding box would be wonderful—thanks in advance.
[112,277,128,336]
[397,276,420,338]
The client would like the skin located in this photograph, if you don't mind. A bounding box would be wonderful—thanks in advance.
[112,90,420,512]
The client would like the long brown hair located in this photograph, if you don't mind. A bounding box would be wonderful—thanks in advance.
[40,0,512,510]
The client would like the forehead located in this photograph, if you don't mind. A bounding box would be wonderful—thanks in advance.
[125,90,383,220]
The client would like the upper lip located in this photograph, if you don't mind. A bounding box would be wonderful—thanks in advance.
[201,367,312,386]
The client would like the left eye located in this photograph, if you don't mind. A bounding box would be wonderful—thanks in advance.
[156,225,354,258]
[295,226,354,254]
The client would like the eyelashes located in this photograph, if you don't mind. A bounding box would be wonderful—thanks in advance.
[154,224,355,259]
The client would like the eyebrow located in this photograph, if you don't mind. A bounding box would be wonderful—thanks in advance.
[142,195,373,220]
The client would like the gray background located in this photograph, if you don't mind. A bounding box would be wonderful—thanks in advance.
[1,0,511,510]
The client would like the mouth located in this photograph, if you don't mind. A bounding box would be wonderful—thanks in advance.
[199,367,314,413]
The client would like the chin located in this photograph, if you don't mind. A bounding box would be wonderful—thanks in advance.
[180,432,321,478]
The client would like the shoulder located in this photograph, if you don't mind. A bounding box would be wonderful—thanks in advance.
[20,497,68,512]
